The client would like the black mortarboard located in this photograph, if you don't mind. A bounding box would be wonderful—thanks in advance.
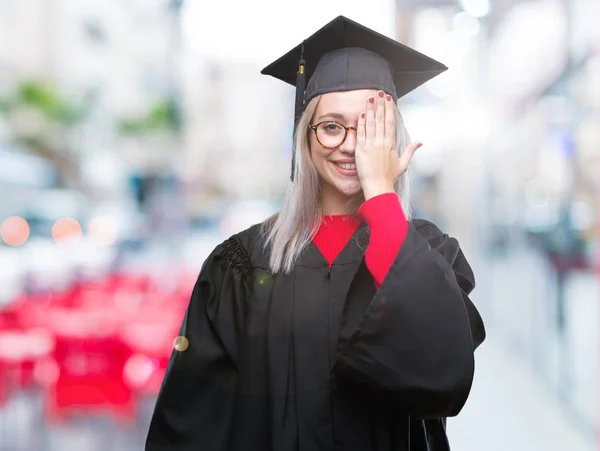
[261,15,448,181]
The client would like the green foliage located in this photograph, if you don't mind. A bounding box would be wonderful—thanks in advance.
[118,97,181,135]
[0,80,88,126]
[14,135,40,147]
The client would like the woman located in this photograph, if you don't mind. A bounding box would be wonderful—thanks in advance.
[146,16,485,451]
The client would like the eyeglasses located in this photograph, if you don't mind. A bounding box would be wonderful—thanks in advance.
[309,121,358,149]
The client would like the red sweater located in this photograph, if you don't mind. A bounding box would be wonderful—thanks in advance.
[312,193,409,288]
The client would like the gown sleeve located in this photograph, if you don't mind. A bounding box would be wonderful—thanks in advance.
[333,220,484,419]
[145,236,249,451]
[416,220,486,350]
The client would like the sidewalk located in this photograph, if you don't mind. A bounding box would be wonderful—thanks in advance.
[448,332,594,451]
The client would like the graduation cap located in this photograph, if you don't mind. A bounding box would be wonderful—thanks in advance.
[261,15,448,181]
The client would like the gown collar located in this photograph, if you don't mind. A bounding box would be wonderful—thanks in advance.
[301,220,370,268]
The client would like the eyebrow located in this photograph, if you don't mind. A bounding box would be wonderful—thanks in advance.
[315,112,348,122]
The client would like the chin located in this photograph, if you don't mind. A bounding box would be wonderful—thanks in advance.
[318,165,363,199]
[334,180,362,197]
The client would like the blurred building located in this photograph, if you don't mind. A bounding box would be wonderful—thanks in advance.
[395,0,600,440]
[394,0,492,242]
[180,57,292,216]
[0,0,184,198]
[0,1,599,450]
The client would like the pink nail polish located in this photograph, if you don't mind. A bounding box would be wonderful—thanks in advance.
[378,91,384,98]
[385,95,392,101]
[368,97,374,103]
[360,113,365,119]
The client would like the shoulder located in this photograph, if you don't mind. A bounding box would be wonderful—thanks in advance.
[410,218,446,243]
[229,222,264,253]
[409,218,462,264]
[411,218,474,289]
[209,222,269,279]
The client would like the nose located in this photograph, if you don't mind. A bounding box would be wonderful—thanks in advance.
[338,127,357,153]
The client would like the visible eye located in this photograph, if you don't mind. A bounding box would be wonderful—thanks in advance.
[320,122,344,134]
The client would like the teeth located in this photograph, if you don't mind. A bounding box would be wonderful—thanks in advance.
[335,163,356,170]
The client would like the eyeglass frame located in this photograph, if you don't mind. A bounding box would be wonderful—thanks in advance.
[309,121,358,149]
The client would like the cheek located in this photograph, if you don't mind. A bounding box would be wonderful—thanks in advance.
[309,138,329,168]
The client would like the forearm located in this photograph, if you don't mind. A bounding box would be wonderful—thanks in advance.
[358,192,408,287]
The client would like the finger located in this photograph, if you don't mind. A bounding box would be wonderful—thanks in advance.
[357,112,366,147]
[384,94,396,149]
[365,96,376,148]
[398,142,423,171]
[375,91,385,144]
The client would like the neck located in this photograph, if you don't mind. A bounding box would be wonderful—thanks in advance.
[320,185,363,216]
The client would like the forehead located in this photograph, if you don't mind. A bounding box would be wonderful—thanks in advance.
[314,89,377,119]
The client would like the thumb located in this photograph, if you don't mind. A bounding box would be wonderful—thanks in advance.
[398,142,423,171]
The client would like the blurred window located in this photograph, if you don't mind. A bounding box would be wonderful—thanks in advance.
[83,21,108,45]
[141,68,168,95]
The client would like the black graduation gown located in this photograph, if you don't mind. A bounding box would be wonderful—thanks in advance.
[145,218,485,451]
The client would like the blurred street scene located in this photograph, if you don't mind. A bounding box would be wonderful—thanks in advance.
[0,0,599,449]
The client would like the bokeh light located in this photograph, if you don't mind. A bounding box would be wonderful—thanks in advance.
[173,336,189,352]
[52,218,82,243]
[87,216,119,246]
[0,216,30,246]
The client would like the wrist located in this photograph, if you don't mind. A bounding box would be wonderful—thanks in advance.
[361,182,395,200]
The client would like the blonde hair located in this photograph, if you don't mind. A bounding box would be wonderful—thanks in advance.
[261,94,412,274]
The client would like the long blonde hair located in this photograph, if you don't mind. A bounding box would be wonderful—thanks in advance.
[261,94,412,274]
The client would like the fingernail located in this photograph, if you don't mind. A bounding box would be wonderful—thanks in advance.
[378,91,384,98]
[385,95,392,101]
[360,113,365,119]
[368,97,374,103]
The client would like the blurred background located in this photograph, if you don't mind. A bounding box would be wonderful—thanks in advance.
[0,0,598,449]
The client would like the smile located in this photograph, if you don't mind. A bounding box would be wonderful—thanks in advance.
[333,162,356,170]
[331,161,358,176]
